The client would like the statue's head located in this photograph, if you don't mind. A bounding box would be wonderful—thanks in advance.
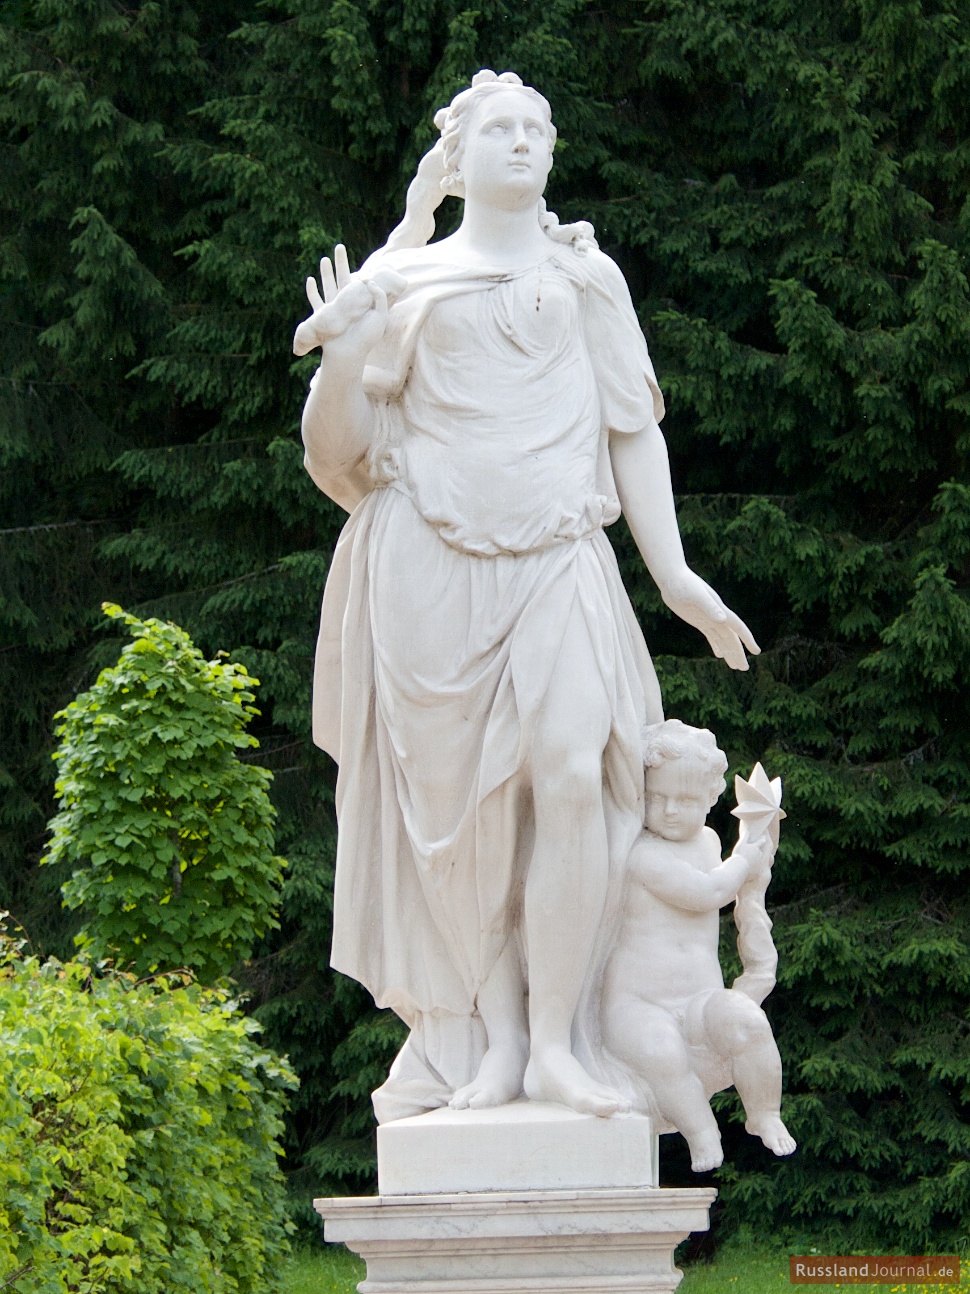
[382,69,594,254]
[434,70,556,209]
[642,720,728,841]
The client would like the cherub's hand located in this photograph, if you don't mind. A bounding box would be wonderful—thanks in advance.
[659,567,760,671]
[734,836,774,884]
[292,244,405,358]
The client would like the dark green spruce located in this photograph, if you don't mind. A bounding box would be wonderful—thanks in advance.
[1,0,968,1247]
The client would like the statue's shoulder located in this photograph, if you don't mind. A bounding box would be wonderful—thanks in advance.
[568,244,633,301]
[629,829,670,871]
[699,826,723,865]
[361,243,441,276]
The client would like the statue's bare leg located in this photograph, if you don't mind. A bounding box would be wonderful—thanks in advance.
[450,939,529,1109]
[522,603,626,1116]
[702,990,796,1157]
[608,999,723,1170]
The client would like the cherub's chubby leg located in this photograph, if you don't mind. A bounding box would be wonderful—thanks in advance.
[606,998,723,1171]
[700,989,796,1157]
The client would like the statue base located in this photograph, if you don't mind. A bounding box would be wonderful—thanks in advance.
[315,1185,717,1294]
[377,1102,659,1195]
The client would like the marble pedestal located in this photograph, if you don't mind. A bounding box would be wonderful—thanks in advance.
[314,1105,715,1294]
[315,1186,716,1294]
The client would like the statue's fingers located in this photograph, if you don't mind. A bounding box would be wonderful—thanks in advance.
[306,276,324,311]
[720,630,751,672]
[724,608,761,655]
[320,256,338,303]
[335,243,351,290]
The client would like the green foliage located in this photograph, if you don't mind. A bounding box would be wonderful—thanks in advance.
[3,0,970,1249]
[0,915,297,1294]
[0,0,255,947]
[43,604,286,982]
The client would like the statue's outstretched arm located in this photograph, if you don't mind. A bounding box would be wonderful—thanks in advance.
[295,244,404,509]
[610,417,760,671]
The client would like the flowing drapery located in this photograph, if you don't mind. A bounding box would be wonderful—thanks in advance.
[310,244,665,1118]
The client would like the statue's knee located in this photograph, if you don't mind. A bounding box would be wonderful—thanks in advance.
[706,993,771,1054]
[535,747,602,809]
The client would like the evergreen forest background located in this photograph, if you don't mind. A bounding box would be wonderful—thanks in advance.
[3,0,970,1249]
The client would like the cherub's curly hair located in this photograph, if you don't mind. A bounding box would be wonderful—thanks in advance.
[384,69,596,254]
[642,719,728,801]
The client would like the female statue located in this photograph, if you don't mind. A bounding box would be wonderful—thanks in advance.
[295,70,758,1122]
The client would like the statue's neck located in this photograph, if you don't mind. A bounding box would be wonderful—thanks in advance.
[448,200,551,269]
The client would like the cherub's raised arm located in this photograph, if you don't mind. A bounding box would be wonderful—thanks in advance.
[631,837,759,912]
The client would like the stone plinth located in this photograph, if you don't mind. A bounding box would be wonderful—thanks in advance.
[377,1102,658,1196]
[315,1186,717,1294]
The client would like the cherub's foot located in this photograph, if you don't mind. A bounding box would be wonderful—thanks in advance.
[687,1129,724,1173]
[746,1113,797,1157]
[523,1046,628,1117]
[449,1041,527,1110]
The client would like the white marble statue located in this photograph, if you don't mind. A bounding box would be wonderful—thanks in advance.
[296,69,762,1126]
[602,720,796,1171]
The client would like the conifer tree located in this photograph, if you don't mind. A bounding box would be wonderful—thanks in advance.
[3,0,969,1246]
[0,0,256,942]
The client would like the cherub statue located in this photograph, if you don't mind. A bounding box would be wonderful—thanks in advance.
[603,719,797,1171]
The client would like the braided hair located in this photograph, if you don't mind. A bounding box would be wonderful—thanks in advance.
[384,69,596,254]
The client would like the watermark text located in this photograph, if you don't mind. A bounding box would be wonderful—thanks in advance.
[790,1255,960,1285]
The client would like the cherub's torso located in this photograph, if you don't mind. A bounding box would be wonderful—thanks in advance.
[606,825,726,1012]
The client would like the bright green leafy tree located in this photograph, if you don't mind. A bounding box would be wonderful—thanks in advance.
[3,0,970,1248]
[44,604,286,982]
[0,916,296,1294]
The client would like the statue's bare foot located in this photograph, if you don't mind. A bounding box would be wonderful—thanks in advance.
[523,1046,628,1117]
[747,1114,797,1157]
[687,1130,724,1173]
[449,1041,527,1110]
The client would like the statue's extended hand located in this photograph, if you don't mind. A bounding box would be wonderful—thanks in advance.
[292,243,405,358]
[660,567,760,671]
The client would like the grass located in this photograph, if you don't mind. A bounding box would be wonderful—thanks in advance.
[679,1241,968,1293]
[282,1241,968,1294]
[281,1246,362,1294]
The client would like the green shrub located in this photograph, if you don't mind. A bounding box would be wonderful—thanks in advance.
[43,604,286,982]
[0,918,297,1294]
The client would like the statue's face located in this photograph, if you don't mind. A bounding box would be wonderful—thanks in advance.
[644,758,715,842]
[459,88,554,211]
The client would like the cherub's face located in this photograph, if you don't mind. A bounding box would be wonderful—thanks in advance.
[644,758,717,842]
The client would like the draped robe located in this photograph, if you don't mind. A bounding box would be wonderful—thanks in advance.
[308,240,667,1120]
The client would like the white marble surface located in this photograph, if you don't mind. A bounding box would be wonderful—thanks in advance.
[295,67,791,1177]
[316,1186,717,1294]
[602,724,796,1172]
[377,1101,657,1195]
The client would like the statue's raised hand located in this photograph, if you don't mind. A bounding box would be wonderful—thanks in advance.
[660,567,760,671]
[293,243,405,358]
